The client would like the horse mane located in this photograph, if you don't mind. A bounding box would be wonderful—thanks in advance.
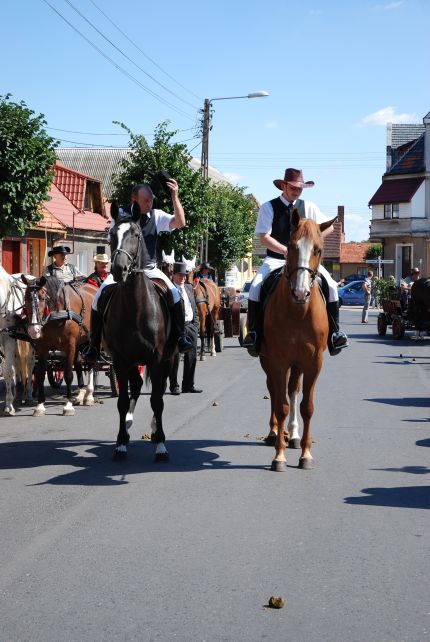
[44,277,66,310]
[293,218,323,243]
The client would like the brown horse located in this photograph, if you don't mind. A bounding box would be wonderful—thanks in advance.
[192,277,221,360]
[22,276,97,416]
[260,210,336,472]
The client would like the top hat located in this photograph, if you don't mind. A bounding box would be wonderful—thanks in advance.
[273,168,315,190]
[152,170,173,196]
[48,245,71,257]
[173,262,188,275]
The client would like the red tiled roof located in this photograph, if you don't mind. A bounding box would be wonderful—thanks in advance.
[323,220,344,260]
[340,242,376,263]
[53,161,100,209]
[44,184,108,232]
[33,207,66,231]
[368,177,424,206]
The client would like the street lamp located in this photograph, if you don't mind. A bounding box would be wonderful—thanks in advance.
[200,91,269,262]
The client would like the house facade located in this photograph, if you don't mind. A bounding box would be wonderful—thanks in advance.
[0,162,109,277]
[369,113,430,280]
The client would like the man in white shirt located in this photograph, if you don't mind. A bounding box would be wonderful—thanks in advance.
[168,262,202,394]
[243,168,348,357]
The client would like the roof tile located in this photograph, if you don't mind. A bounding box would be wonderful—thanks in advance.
[368,177,424,205]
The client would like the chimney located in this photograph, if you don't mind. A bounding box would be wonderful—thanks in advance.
[337,205,345,233]
[424,112,430,219]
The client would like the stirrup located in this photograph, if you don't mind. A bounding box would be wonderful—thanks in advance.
[243,332,259,357]
[329,332,349,356]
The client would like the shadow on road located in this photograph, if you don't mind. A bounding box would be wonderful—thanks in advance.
[365,396,430,408]
[344,485,430,509]
[0,437,268,486]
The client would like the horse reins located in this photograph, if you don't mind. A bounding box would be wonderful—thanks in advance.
[111,224,143,276]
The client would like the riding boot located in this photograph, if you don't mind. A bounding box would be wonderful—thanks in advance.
[171,301,193,353]
[327,300,349,356]
[83,309,103,363]
[242,300,261,358]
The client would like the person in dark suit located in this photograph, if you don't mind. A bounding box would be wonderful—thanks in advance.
[169,262,202,394]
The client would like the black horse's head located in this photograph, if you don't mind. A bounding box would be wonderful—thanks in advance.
[110,202,146,282]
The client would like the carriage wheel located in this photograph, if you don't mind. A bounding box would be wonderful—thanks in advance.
[377,314,387,336]
[392,316,405,339]
[109,365,118,397]
[47,364,64,389]
[215,320,224,353]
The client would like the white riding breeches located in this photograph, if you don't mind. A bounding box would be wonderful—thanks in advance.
[248,257,338,303]
[91,266,180,311]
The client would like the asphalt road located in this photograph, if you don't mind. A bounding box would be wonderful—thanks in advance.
[0,307,429,642]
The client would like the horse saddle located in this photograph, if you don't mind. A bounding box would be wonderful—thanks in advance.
[151,279,174,307]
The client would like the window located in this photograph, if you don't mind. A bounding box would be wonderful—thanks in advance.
[76,251,88,275]
[384,203,400,219]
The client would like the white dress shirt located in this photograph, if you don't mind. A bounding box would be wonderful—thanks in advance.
[176,284,194,322]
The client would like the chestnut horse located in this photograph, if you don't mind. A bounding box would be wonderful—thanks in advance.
[182,257,220,360]
[260,210,336,472]
[22,276,97,417]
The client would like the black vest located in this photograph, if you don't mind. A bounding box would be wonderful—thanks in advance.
[140,209,158,269]
[266,198,306,259]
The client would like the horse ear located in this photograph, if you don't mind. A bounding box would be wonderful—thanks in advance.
[130,202,141,222]
[191,257,196,269]
[291,208,301,228]
[39,276,47,288]
[319,216,337,234]
[110,201,120,221]
[21,274,28,285]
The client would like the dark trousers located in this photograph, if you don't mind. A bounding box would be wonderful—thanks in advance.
[169,322,197,390]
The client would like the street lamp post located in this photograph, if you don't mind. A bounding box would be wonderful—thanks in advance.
[200,91,269,262]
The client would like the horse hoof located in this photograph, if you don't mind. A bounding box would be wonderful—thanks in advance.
[299,457,314,470]
[154,452,170,463]
[83,397,95,406]
[63,407,75,416]
[288,438,301,449]
[271,460,287,472]
[264,434,277,447]
[32,409,45,417]
[113,448,127,460]
[3,409,15,417]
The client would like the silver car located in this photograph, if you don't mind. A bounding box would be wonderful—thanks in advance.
[238,280,252,312]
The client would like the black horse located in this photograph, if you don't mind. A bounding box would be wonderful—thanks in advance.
[409,277,430,332]
[102,203,176,460]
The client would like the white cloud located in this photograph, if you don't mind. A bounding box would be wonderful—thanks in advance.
[358,106,420,127]
[309,9,322,16]
[222,172,242,183]
[264,121,279,129]
[373,1,402,9]
[345,213,371,242]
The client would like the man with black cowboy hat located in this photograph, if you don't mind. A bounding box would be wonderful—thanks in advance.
[195,261,215,282]
[168,262,202,394]
[44,245,83,284]
[242,168,348,357]
[85,173,193,363]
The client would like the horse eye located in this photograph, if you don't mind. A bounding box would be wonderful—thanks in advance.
[314,248,321,256]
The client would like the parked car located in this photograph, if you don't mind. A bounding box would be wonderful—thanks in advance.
[338,280,365,306]
[343,274,366,285]
[238,280,252,311]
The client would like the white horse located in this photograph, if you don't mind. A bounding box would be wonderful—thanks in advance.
[0,265,35,415]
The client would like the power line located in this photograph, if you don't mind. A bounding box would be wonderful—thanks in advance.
[64,0,198,110]
[41,0,195,120]
[46,126,195,136]
[88,0,201,102]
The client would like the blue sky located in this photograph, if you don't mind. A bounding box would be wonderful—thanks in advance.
[2,0,429,241]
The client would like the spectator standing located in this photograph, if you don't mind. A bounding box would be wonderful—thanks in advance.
[362,270,373,323]
[169,262,202,394]
[86,247,110,288]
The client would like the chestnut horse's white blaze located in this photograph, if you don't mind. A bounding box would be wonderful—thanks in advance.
[293,237,314,302]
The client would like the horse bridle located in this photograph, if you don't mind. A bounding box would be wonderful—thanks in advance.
[26,284,50,327]
[286,244,321,301]
[111,222,143,276]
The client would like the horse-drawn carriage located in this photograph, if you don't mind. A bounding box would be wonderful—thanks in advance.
[377,279,430,339]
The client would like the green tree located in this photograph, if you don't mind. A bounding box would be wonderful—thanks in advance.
[0,94,58,238]
[207,183,258,280]
[111,121,209,260]
[366,243,383,259]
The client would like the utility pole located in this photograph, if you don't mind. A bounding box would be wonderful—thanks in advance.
[200,99,211,263]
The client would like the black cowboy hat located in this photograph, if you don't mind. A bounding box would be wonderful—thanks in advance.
[48,245,71,257]
[151,170,174,197]
[173,262,188,275]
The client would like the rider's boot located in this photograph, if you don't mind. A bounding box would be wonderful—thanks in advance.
[242,300,261,358]
[83,309,103,364]
[171,300,193,353]
[327,300,349,356]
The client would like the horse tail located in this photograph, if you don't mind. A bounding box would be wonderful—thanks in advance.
[145,365,151,388]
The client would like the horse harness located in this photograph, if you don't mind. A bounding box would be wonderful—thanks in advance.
[27,281,89,333]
